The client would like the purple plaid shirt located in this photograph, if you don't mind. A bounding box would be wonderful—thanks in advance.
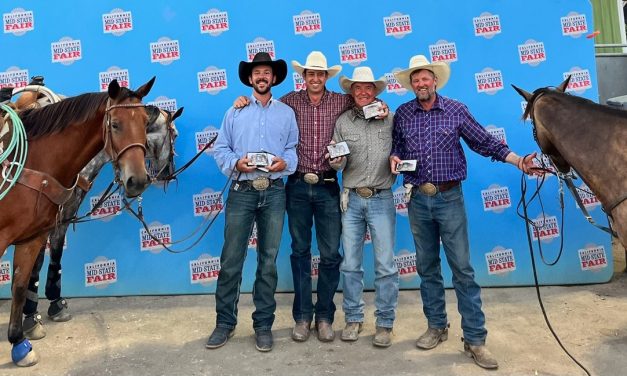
[391,94,511,185]
[281,89,352,173]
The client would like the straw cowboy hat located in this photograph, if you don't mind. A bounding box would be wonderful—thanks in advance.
[291,51,342,78]
[394,54,451,91]
[238,52,288,87]
[339,67,387,96]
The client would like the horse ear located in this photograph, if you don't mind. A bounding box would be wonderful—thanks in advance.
[108,79,121,99]
[135,76,156,99]
[172,107,184,121]
[511,84,533,102]
[556,75,571,93]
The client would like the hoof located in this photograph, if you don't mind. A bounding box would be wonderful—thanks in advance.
[23,314,46,340]
[48,299,72,322]
[12,339,39,367]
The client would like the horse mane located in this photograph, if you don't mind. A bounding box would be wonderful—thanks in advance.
[18,87,139,140]
[523,88,627,121]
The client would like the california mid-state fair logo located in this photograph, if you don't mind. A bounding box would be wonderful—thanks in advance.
[102,8,133,36]
[293,10,322,37]
[246,37,275,61]
[147,96,177,112]
[3,8,34,36]
[576,182,601,210]
[0,67,28,89]
[248,223,258,250]
[473,12,501,39]
[393,186,409,216]
[518,40,546,66]
[394,250,417,281]
[84,257,117,288]
[0,261,10,285]
[197,66,228,95]
[475,68,503,95]
[383,12,412,39]
[190,254,221,285]
[530,215,560,242]
[150,37,180,65]
[561,12,588,38]
[51,37,82,65]
[195,126,219,154]
[89,192,122,221]
[485,246,516,275]
[311,255,320,280]
[339,39,367,66]
[99,66,130,92]
[140,222,172,253]
[481,185,511,213]
[578,244,607,271]
[563,67,592,94]
[486,125,507,145]
[429,40,458,64]
[293,72,306,91]
[193,188,224,218]
[385,68,407,95]
[199,9,229,36]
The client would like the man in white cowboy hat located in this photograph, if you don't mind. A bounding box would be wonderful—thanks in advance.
[233,50,389,343]
[208,52,298,353]
[390,55,541,369]
[328,66,398,348]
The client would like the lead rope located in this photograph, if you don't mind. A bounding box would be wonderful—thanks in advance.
[0,104,28,200]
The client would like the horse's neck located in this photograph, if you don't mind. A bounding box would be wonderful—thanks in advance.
[80,150,111,182]
[27,115,105,187]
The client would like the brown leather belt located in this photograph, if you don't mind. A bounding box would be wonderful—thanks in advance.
[417,181,460,196]
[351,187,383,198]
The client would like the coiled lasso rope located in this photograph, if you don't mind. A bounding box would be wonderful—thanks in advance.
[0,103,28,200]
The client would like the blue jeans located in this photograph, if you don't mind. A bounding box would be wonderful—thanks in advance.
[407,185,487,345]
[286,176,342,324]
[341,189,399,328]
[215,181,285,331]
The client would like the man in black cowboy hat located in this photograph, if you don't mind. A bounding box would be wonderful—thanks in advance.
[207,52,299,352]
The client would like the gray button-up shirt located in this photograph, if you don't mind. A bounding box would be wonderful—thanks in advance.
[331,108,396,189]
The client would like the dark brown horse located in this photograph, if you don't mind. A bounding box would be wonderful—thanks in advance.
[0,78,155,366]
[513,77,627,248]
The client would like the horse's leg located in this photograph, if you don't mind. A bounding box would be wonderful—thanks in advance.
[9,235,47,367]
[22,247,46,340]
[45,226,71,322]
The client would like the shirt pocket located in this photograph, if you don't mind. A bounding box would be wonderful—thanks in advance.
[435,122,458,151]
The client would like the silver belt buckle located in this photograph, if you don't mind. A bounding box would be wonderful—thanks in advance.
[418,182,438,196]
[303,173,319,184]
[252,177,270,191]
[355,187,374,198]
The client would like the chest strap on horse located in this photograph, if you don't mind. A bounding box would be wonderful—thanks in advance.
[9,164,82,206]
[562,175,617,237]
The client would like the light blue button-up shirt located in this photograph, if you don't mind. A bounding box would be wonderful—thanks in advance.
[214,95,299,180]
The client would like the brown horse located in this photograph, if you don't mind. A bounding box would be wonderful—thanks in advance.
[0,77,155,366]
[513,77,627,248]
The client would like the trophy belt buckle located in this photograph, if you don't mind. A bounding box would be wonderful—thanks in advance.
[418,182,438,196]
[355,187,374,198]
[303,173,319,185]
[252,177,270,191]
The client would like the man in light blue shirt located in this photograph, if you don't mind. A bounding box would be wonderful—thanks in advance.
[207,52,298,353]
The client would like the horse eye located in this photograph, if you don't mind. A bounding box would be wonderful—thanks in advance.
[111,122,120,130]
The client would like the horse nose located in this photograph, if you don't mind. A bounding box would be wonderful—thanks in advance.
[125,173,151,197]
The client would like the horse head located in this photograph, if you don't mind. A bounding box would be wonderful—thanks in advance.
[104,77,155,197]
[512,76,572,173]
[145,106,182,181]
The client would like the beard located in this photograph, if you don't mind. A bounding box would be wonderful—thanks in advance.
[416,87,435,102]
[253,79,271,95]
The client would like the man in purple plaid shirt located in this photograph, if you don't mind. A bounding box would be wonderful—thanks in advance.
[390,55,541,370]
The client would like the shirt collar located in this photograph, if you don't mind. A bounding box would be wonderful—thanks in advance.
[413,93,444,113]
[251,94,274,108]
[301,88,329,106]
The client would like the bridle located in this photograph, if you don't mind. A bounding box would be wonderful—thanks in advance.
[103,100,148,176]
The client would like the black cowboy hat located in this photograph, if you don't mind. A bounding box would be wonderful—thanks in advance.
[238,52,288,87]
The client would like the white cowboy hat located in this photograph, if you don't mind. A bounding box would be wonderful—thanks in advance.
[291,51,342,78]
[339,67,387,96]
[393,54,451,91]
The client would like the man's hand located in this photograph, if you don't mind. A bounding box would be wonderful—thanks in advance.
[235,157,256,173]
[507,152,544,176]
[375,100,390,119]
[267,156,286,172]
[389,155,401,175]
[233,96,250,109]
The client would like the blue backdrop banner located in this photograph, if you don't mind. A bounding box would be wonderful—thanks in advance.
[0,0,612,297]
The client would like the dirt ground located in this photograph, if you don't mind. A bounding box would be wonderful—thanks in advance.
[0,270,627,376]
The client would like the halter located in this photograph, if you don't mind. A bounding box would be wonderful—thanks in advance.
[103,100,148,179]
